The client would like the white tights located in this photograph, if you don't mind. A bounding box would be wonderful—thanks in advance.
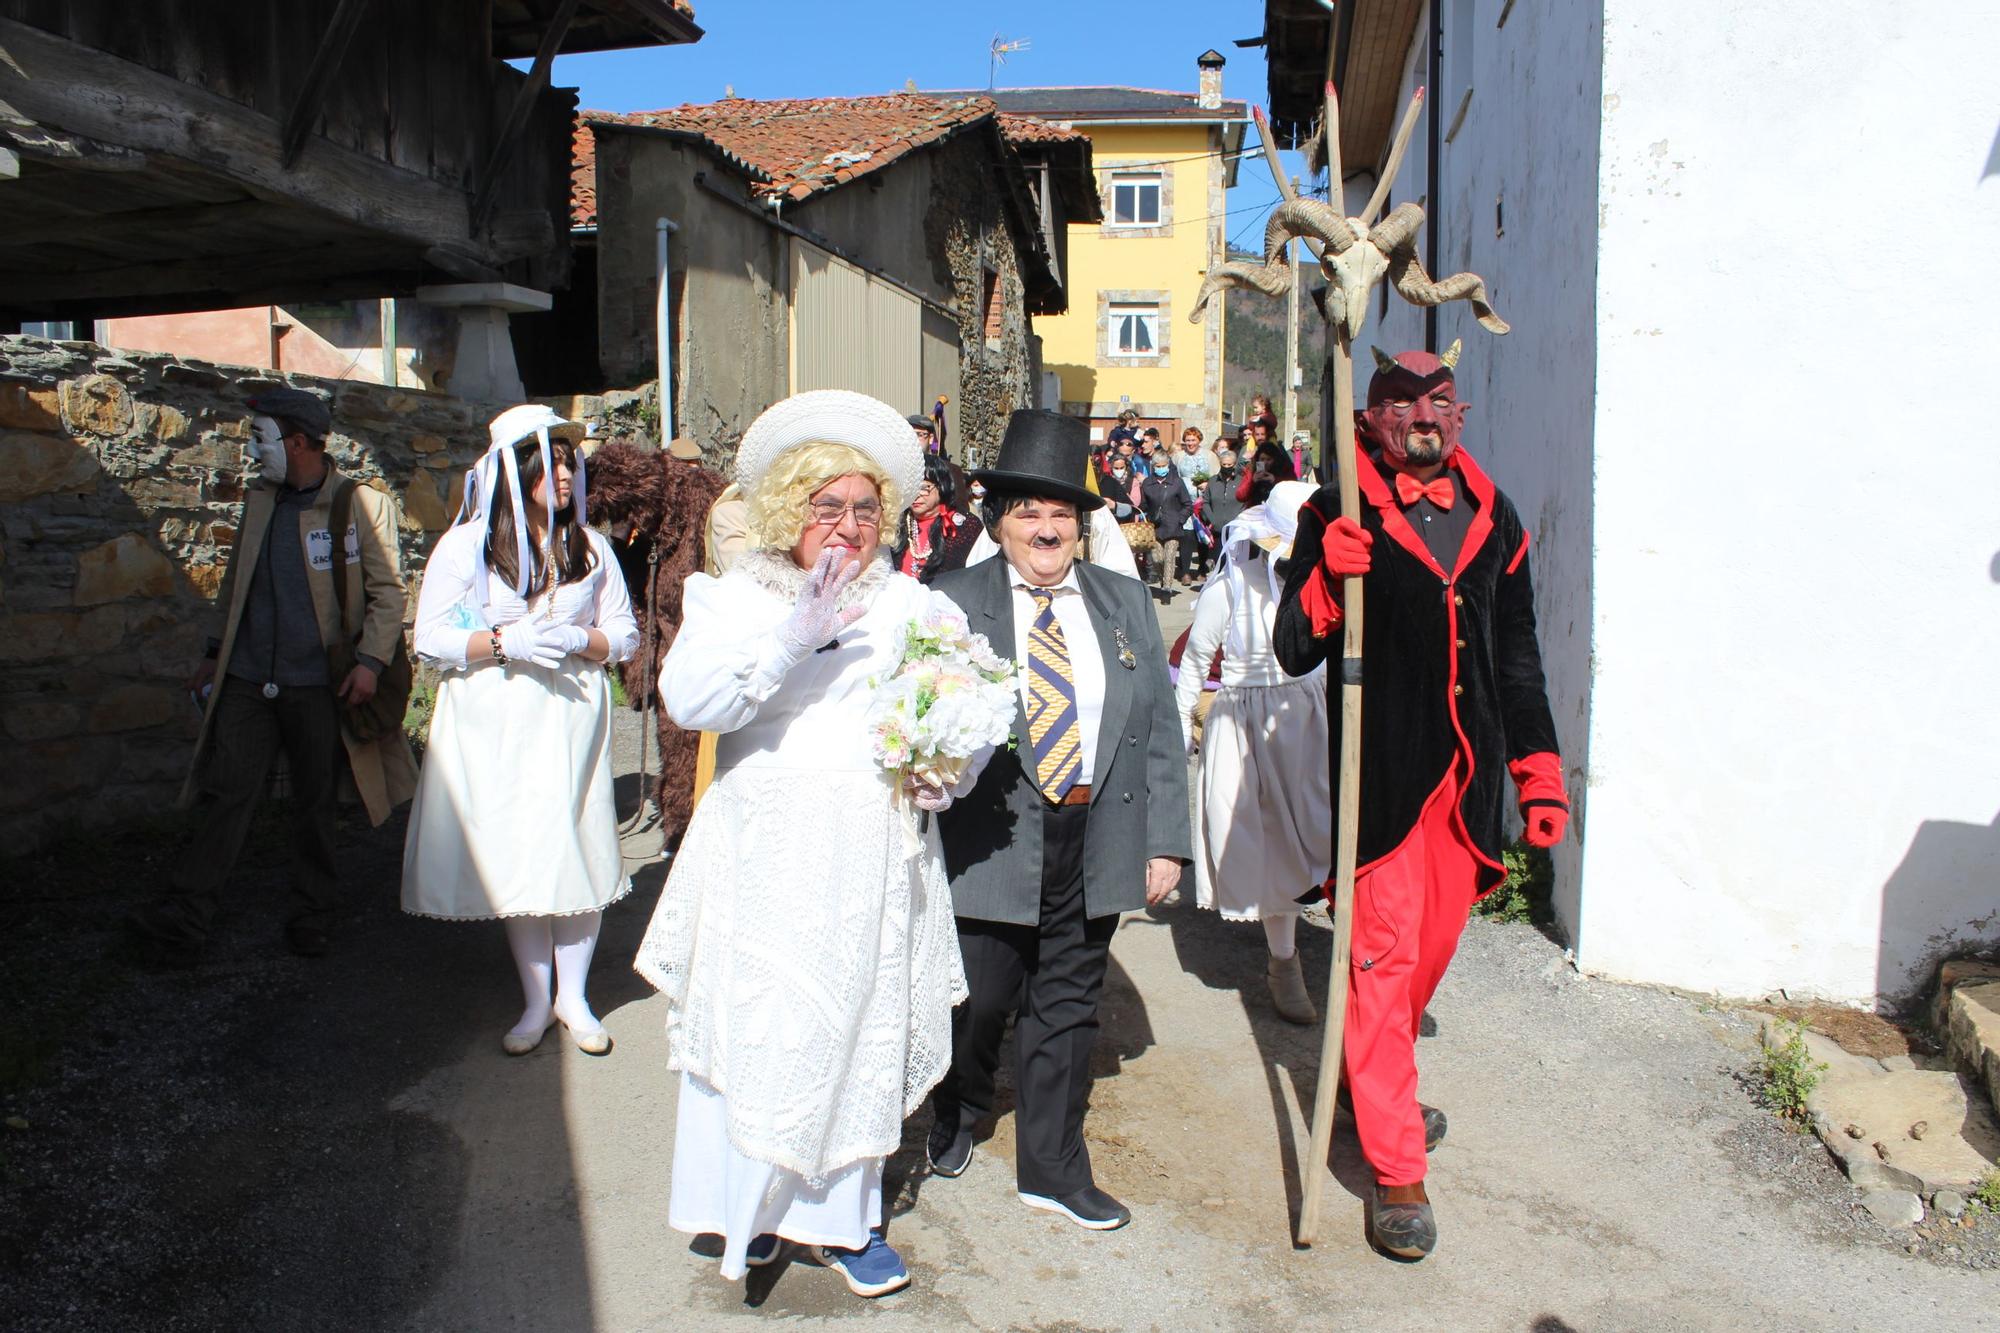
[503,911,605,1037]
[1262,913,1299,960]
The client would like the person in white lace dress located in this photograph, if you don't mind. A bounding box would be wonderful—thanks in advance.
[402,406,640,1056]
[634,390,982,1299]
[1174,482,1331,1024]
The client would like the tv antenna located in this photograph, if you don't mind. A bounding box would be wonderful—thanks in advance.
[989,34,1030,89]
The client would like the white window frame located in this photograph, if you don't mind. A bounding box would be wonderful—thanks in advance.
[1107,172,1163,228]
[1107,303,1162,359]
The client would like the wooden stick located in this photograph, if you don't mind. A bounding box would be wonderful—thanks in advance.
[1360,86,1427,227]
[1250,107,1337,282]
[1294,77,1364,1254]
[1322,80,1344,214]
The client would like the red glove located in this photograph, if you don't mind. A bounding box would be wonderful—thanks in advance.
[1508,752,1569,848]
[1523,805,1567,848]
[1321,516,1373,578]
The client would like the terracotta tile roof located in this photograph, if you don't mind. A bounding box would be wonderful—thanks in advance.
[996,113,1089,146]
[579,93,997,212]
[571,120,600,228]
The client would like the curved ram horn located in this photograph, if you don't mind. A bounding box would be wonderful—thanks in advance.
[1383,250,1510,335]
[1371,345,1399,374]
[1188,258,1293,323]
[1365,202,1427,257]
[1439,338,1462,370]
[1264,197,1359,258]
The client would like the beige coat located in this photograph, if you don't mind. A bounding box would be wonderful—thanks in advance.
[177,467,418,825]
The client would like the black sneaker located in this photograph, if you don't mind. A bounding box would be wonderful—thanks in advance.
[926,1120,973,1177]
[1370,1186,1437,1260]
[1017,1185,1131,1230]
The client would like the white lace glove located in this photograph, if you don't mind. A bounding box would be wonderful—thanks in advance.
[906,776,953,812]
[774,548,867,664]
[545,624,592,657]
[499,620,563,669]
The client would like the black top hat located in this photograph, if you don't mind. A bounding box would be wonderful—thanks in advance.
[969,410,1103,511]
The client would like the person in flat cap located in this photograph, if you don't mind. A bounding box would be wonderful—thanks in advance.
[906,413,938,454]
[129,387,415,961]
[925,410,1192,1232]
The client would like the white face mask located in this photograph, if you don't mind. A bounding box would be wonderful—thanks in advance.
[249,414,289,485]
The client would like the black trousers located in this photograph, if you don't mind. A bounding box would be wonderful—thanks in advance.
[935,803,1118,1197]
[158,677,342,941]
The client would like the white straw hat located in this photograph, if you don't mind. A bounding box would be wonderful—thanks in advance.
[735,389,921,508]
[1251,481,1317,556]
[487,403,586,451]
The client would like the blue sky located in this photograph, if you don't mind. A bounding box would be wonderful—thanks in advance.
[538,0,1309,254]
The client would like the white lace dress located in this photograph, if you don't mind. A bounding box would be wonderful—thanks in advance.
[401,524,640,919]
[634,549,974,1276]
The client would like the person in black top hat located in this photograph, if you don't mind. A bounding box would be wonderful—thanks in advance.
[925,410,1192,1231]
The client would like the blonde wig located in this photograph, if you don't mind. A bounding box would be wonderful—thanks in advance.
[746,441,905,551]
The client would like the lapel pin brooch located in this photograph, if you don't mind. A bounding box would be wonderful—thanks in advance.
[1113,626,1136,670]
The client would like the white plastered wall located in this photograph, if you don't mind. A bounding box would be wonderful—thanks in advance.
[1581,0,2000,1004]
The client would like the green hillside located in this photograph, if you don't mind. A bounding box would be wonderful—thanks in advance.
[1221,248,1322,440]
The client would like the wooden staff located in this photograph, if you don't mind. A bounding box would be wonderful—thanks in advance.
[1250,80,1426,1248]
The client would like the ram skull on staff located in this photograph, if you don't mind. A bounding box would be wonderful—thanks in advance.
[1189,197,1509,340]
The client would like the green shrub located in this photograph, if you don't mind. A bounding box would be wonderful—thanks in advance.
[1972,1167,2000,1213]
[1759,1019,1827,1123]
[1475,839,1553,924]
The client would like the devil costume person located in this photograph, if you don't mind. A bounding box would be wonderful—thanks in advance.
[1275,344,1568,1258]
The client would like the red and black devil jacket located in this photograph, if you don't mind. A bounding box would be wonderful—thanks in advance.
[1273,445,1566,893]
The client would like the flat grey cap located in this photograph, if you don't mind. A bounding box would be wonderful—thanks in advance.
[248,387,332,439]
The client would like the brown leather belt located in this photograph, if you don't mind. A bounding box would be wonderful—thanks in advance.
[1055,784,1092,807]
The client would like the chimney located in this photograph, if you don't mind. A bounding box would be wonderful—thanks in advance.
[1197,49,1225,110]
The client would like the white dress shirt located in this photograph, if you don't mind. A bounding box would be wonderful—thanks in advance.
[1008,564,1107,783]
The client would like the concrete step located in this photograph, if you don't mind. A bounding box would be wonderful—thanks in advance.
[1929,958,2000,1124]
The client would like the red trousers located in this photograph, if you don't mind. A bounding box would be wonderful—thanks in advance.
[1341,768,1483,1186]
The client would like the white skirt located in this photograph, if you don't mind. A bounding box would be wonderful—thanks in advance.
[400,659,630,919]
[670,1072,881,1279]
[1193,671,1333,919]
[635,765,966,1181]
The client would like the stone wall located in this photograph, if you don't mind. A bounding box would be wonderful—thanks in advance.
[0,335,514,852]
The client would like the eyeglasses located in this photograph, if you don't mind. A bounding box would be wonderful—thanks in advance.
[806,498,883,527]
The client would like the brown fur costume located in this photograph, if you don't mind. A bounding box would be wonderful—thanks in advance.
[585,440,727,848]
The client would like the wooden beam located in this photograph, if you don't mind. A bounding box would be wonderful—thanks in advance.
[280,0,377,169]
[0,242,417,310]
[0,16,482,254]
[470,0,580,231]
[0,199,294,250]
[0,121,147,172]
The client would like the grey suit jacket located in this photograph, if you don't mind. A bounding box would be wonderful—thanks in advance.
[933,557,1193,926]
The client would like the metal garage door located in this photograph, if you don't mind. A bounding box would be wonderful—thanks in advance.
[788,238,920,410]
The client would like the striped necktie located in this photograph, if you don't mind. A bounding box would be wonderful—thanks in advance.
[1023,587,1083,803]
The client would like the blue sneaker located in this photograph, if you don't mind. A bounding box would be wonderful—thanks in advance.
[811,1229,910,1297]
[745,1233,782,1267]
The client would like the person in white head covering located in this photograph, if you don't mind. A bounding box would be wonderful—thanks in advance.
[634,389,986,1299]
[401,404,641,1056]
[1174,480,1331,1024]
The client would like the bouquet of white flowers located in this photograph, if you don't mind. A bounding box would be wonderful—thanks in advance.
[866,606,1017,851]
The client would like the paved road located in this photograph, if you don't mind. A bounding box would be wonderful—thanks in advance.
[5,579,1995,1330]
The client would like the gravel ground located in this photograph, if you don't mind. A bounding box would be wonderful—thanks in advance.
[4,610,1998,1329]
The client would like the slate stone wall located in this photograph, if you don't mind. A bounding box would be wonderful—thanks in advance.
[0,336,535,851]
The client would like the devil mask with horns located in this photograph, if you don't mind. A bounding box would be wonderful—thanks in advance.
[1361,340,1469,472]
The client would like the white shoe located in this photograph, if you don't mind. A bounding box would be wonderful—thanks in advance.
[556,1010,612,1055]
[1266,951,1317,1025]
[502,1016,554,1056]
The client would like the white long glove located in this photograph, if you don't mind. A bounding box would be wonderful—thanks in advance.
[544,624,592,657]
[774,548,867,664]
[499,620,564,669]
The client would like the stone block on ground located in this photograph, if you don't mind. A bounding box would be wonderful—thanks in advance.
[1858,1189,1924,1228]
[1804,1054,2000,1195]
[1931,967,2000,1124]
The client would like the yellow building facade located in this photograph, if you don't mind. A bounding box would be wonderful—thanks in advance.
[986,56,1247,445]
